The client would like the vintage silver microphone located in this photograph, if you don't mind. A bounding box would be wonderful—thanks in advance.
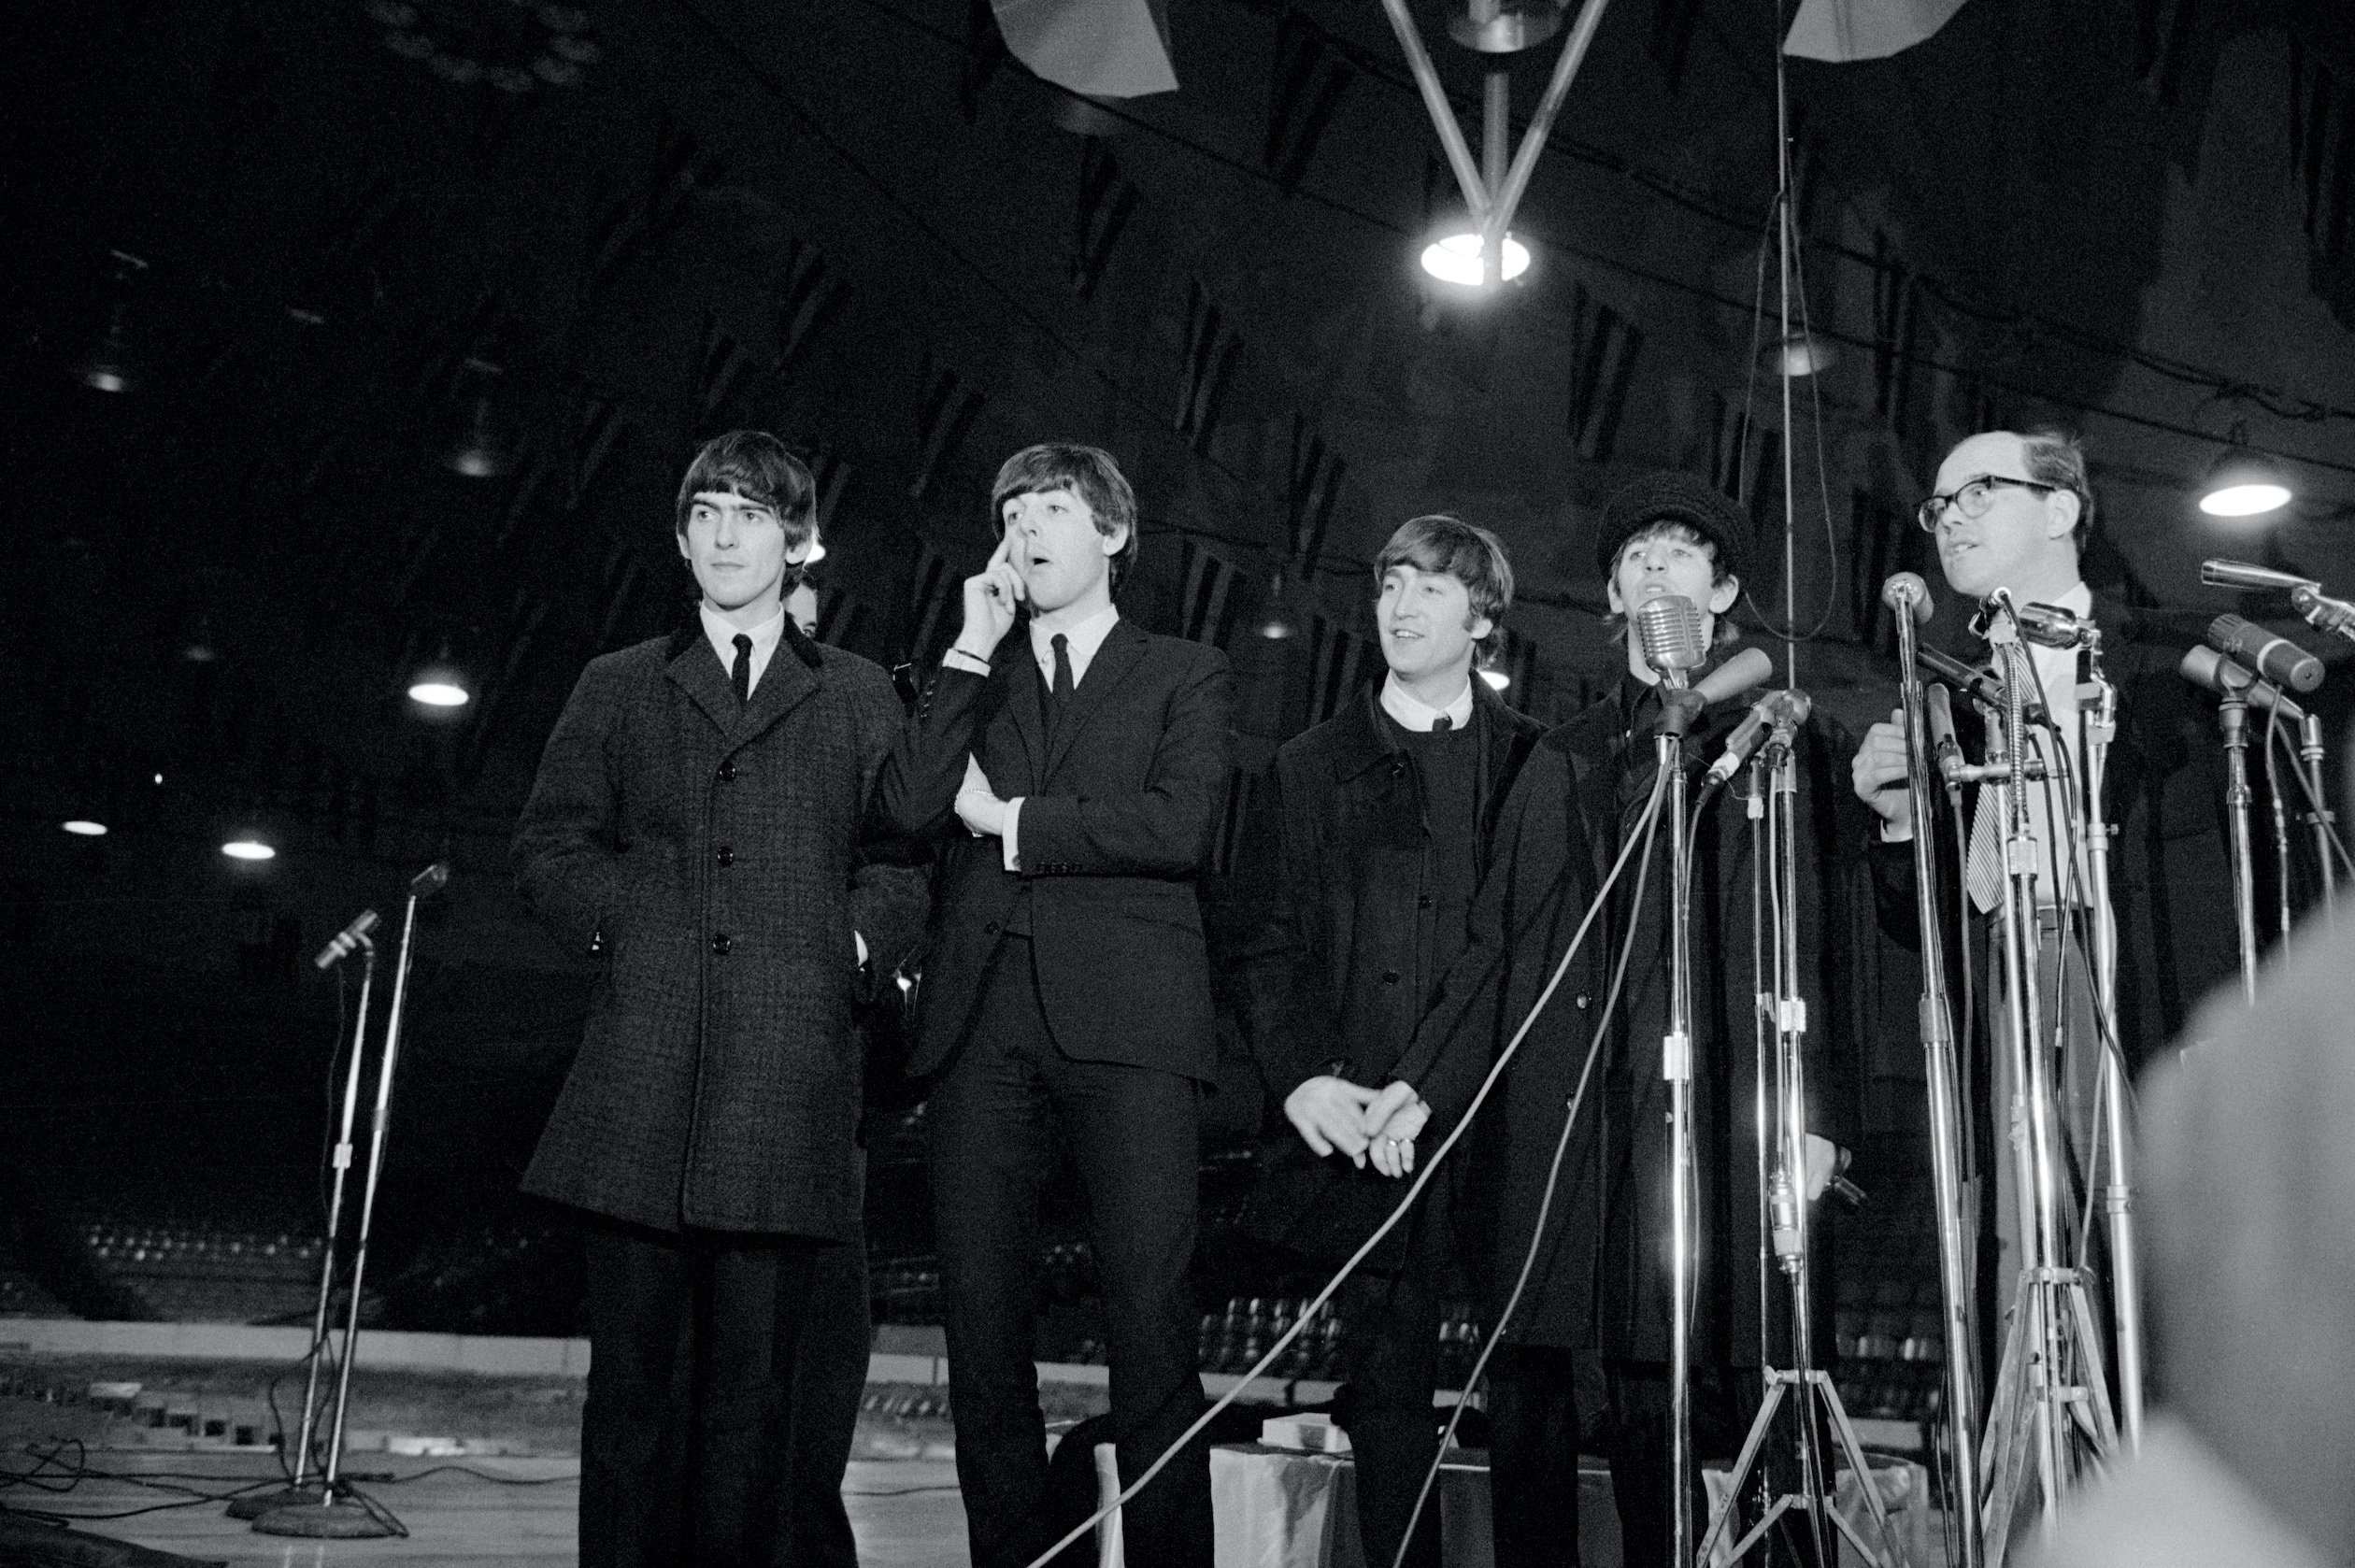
[2181,646,2306,722]
[2205,559,2355,644]
[2018,600,2098,650]
[1634,593,1708,687]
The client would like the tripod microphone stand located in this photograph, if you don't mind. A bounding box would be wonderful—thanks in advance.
[253,861,449,1540]
[226,912,380,1520]
[1700,718,1908,1568]
[2299,713,2339,927]
[1974,598,2117,1559]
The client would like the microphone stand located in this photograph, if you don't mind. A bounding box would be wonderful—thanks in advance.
[2264,724,2294,945]
[1977,602,2117,1559]
[1700,728,1905,1568]
[1657,675,1703,1568]
[2218,690,2261,1005]
[229,929,378,1519]
[1891,604,1986,1568]
[2300,714,2338,929]
[2076,647,2146,1453]
[255,865,445,1540]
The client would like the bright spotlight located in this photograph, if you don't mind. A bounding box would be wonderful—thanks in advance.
[1478,668,1511,691]
[62,820,108,836]
[408,679,471,707]
[2199,437,2293,518]
[1420,231,1531,288]
[221,838,276,862]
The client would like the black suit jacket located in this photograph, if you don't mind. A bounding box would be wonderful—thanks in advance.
[872,617,1235,1080]
[513,618,928,1238]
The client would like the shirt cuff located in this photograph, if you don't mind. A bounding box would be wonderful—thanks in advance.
[854,931,868,965]
[942,646,992,677]
[1878,820,1914,845]
[1002,798,1022,872]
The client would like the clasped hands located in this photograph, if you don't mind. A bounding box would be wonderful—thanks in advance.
[1283,1076,1432,1180]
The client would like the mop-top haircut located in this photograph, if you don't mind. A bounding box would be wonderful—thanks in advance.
[1374,513,1515,658]
[675,431,819,548]
[989,443,1141,586]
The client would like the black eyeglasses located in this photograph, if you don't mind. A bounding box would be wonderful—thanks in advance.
[1915,475,2060,533]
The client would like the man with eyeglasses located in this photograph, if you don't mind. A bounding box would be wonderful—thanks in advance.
[1849,427,2236,1376]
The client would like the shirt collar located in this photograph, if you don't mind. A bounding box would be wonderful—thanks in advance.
[1028,603,1120,679]
[1379,671,1475,732]
[699,600,784,669]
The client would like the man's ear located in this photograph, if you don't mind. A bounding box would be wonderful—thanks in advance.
[2045,490,2082,541]
[676,530,692,564]
[1605,577,1626,617]
[1099,522,1131,559]
[1708,575,1740,617]
[1466,613,1496,646]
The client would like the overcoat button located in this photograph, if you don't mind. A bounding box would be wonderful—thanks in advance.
[714,845,735,866]
[710,934,733,956]
[716,761,738,783]
[984,921,1001,935]
[1382,968,1401,985]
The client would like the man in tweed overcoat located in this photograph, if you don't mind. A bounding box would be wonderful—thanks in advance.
[515,431,926,1568]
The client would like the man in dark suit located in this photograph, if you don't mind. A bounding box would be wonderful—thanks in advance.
[1249,513,1544,1568]
[872,443,1233,1568]
[514,431,926,1568]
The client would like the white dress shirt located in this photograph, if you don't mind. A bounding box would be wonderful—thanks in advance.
[697,600,785,698]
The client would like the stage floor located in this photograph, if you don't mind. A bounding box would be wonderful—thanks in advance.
[7,1450,970,1567]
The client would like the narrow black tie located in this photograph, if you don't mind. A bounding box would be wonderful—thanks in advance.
[731,634,753,707]
[1430,715,1452,734]
[1050,634,1075,704]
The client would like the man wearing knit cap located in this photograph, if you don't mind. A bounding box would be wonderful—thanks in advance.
[1373,471,1862,1566]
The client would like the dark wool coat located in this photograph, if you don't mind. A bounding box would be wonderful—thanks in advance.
[1243,678,1545,1264]
[1399,662,1864,1361]
[870,618,1234,1081]
[513,618,928,1240]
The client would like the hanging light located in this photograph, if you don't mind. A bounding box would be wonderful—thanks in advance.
[1448,0,1567,52]
[1256,572,1300,641]
[221,835,276,862]
[62,820,108,837]
[1420,228,1532,288]
[1763,331,1836,378]
[2198,435,2292,518]
[439,358,516,478]
[72,250,150,393]
[1478,667,1510,691]
[408,637,472,707]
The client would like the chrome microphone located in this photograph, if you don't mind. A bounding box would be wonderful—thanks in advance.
[313,909,380,970]
[2207,614,2323,693]
[410,862,452,897]
[2017,600,2097,650]
[1634,594,1708,688]
[1879,571,1934,627]
[1706,690,1812,786]
[2202,559,2317,593]
[2181,647,2306,722]
[1693,646,1773,708]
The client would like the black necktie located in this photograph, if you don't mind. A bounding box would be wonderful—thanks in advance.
[731,634,753,707]
[1049,633,1075,711]
[1430,715,1452,734]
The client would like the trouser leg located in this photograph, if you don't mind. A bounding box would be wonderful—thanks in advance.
[1487,1344,1585,1568]
[1335,1206,1448,1568]
[579,1219,698,1568]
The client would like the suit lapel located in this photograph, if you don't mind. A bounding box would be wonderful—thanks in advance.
[733,643,820,744]
[992,640,1049,795]
[1045,620,1148,779]
[665,630,739,735]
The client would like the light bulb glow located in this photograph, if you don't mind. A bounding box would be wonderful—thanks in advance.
[1420,231,1532,287]
[408,680,471,706]
[2199,483,2291,518]
[221,838,276,861]
[62,820,108,836]
[1479,668,1511,690]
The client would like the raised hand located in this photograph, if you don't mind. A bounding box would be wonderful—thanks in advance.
[957,529,1026,658]
[1283,1076,1382,1165]
[1850,707,1914,834]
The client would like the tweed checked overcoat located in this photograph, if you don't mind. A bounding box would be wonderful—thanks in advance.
[513,617,927,1239]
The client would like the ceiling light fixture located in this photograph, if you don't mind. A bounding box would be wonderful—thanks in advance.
[62,820,108,837]
[221,836,276,862]
[1420,230,1533,288]
[2198,431,2293,518]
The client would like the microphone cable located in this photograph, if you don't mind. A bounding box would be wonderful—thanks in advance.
[1384,763,1673,1568]
[1016,763,1674,1568]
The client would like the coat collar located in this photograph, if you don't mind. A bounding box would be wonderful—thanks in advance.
[1326,671,1520,781]
[663,611,822,742]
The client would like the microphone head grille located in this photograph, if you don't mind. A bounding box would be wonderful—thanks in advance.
[1879,572,1933,626]
[1633,594,1706,681]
